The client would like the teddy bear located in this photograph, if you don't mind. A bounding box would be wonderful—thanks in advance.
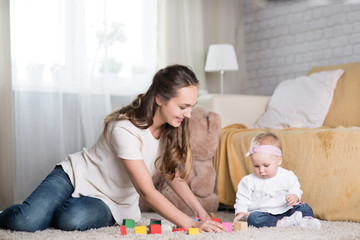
[139,106,221,216]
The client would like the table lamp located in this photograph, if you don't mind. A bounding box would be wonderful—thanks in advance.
[205,44,239,94]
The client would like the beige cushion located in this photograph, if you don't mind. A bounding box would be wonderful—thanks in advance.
[308,62,360,127]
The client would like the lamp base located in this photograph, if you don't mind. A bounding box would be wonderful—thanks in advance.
[220,70,224,94]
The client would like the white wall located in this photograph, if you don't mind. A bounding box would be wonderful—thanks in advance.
[243,0,360,95]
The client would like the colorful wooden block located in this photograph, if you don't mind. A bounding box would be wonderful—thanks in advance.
[211,217,222,223]
[188,228,199,235]
[172,227,187,232]
[134,225,147,234]
[222,222,232,233]
[120,225,127,235]
[122,219,135,228]
[149,224,161,234]
[234,221,248,231]
[150,218,162,225]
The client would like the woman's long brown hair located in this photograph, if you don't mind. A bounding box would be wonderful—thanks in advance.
[103,64,199,181]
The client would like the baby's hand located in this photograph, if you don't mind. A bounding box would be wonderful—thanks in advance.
[286,194,299,206]
[233,212,248,223]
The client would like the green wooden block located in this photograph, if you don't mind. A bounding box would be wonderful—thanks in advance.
[123,219,135,228]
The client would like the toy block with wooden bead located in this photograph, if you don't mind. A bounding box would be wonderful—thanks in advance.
[188,228,200,235]
[149,224,161,234]
[134,225,147,234]
[234,221,248,231]
[122,219,135,228]
[120,225,127,235]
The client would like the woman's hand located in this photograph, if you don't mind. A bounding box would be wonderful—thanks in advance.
[122,159,224,232]
[193,219,225,233]
[286,194,299,206]
[163,170,217,226]
[122,159,220,231]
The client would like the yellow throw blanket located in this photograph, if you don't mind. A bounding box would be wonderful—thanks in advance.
[214,124,360,222]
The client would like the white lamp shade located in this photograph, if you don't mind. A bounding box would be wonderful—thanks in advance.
[205,44,239,72]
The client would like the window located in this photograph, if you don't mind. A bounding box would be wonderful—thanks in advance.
[11,0,157,95]
[9,0,157,202]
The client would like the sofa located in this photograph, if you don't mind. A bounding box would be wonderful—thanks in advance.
[197,61,360,223]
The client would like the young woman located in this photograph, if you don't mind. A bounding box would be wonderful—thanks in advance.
[0,64,225,233]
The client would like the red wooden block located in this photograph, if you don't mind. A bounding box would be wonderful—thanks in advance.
[120,225,127,235]
[149,224,161,234]
[172,227,187,232]
[211,218,222,223]
[150,218,162,225]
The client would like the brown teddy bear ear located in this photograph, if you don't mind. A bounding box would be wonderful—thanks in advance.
[189,106,222,135]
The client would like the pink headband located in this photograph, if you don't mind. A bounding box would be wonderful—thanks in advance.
[246,142,282,157]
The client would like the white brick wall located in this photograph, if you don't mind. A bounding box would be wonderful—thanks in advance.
[243,0,360,95]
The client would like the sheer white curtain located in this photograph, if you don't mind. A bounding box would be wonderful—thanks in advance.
[10,0,157,202]
[157,0,206,90]
[0,0,15,210]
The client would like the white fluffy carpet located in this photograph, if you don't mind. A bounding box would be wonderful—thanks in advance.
[1,212,360,240]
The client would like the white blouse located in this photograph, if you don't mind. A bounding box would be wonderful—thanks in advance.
[234,167,303,215]
[60,120,161,224]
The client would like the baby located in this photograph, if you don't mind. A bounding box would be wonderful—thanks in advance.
[233,132,320,229]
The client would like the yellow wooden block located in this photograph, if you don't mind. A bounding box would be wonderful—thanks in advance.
[234,221,248,231]
[209,212,216,218]
[134,226,147,234]
[188,228,199,235]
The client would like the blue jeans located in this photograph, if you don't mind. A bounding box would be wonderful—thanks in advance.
[0,166,115,232]
[248,203,314,228]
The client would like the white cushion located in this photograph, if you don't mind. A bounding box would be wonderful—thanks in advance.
[254,69,344,129]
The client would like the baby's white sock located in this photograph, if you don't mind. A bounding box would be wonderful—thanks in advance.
[298,216,321,229]
[281,211,321,229]
[280,211,303,227]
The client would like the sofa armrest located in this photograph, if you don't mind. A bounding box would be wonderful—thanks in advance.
[197,94,271,128]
